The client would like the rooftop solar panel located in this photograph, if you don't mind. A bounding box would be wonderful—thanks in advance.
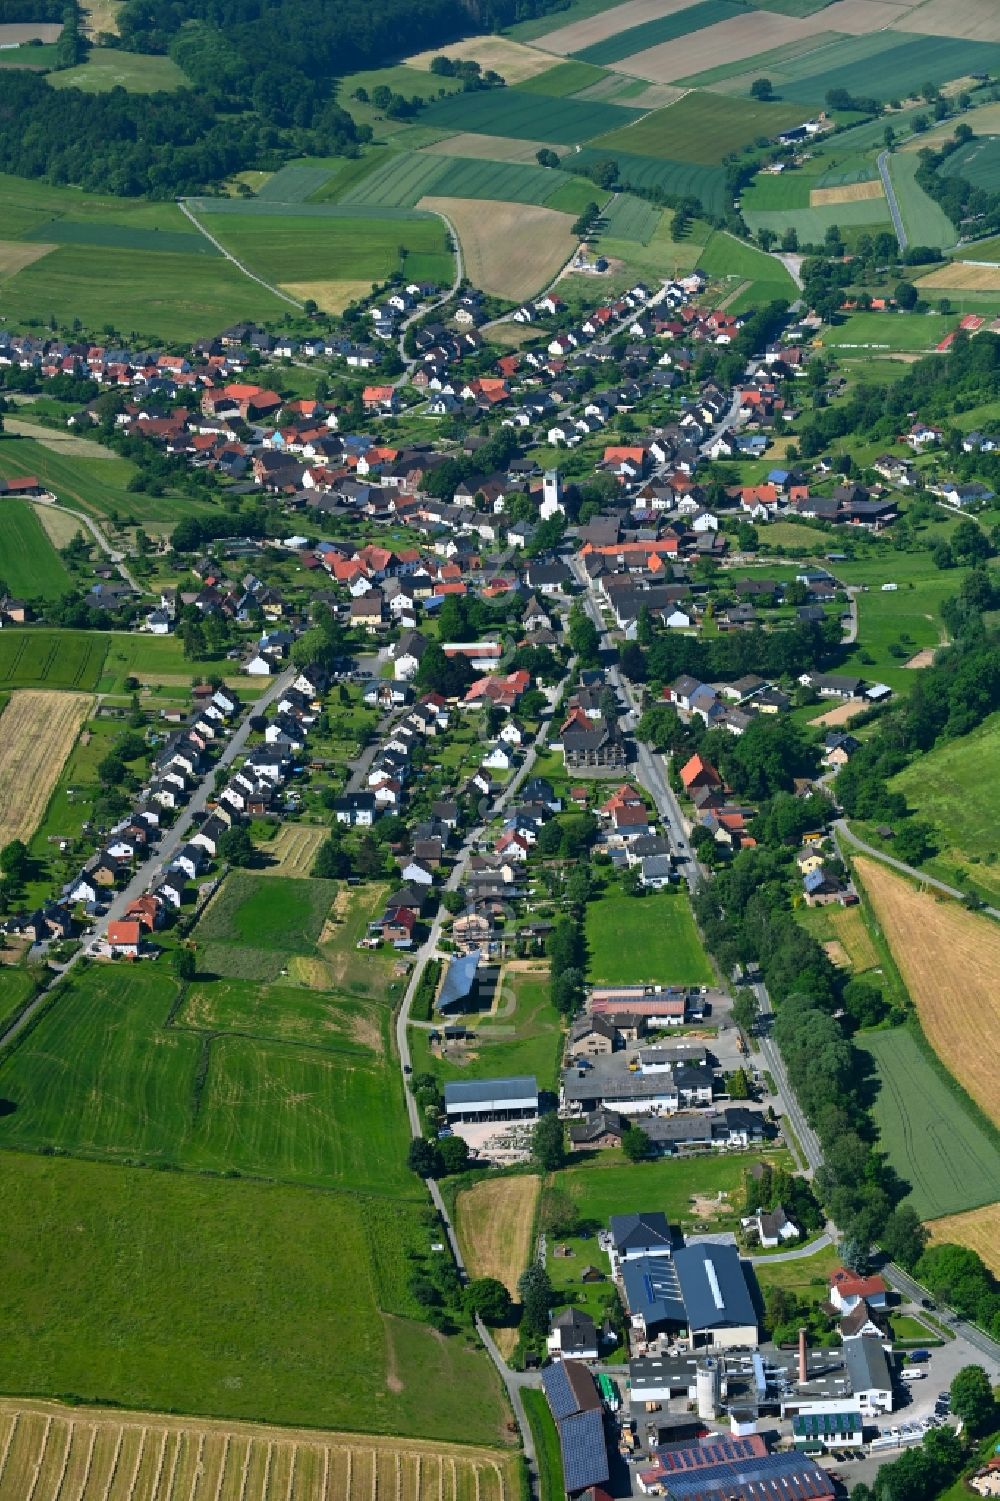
[541,1361,578,1422]
[559,1408,609,1495]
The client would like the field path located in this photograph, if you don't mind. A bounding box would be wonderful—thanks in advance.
[835,819,1000,918]
[177,201,304,309]
[395,210,463,387]
[32,496,142,593]
[878,149,907,250]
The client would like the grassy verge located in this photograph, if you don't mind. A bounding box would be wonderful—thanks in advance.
[522,1389,564,1501]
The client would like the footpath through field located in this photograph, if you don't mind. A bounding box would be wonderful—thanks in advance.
[835,819,1000,919]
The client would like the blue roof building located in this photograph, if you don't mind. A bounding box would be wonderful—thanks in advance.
[437,949,481,1012]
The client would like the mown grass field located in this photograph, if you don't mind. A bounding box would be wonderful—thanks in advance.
[0,500,74,598]
[599,191,662,241]
[0,1152,511,1441]
[570,0,747,64]
[585,888,714,986]
[195,873,339,953]
[891,712,1000,897]
[823,309,951,354]
[698,229,798,303]
[48,46,189,91]
[889,150,958,251]
[0,629,107,690]
[940,133,1000,190]
[205,210,453,287]
[0,1400,517,1501]
[410,962,563,1089]
[857,1025,1000,1219]
[591,91,810,165]
[558,1150,772,1228]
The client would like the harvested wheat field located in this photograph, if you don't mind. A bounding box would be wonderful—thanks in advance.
[926,1203,1000,1275]
[828,903,880,971]
[811,180,885,205]
[419,197,575,299]
[0,691,91,855]
[854,857,1000,1126]
[421,131,565,163]
[919,261,1000,291]
[281,280,375,312]
[456,1175,540,1296]
[257,823,327,877]
[617,11,832,83]
[0,241,54,280]
[407,34,555,82]
[33,506,84,549]
[0,416,116,458]
[900,0,1000,41]
[533,0,701,56]
[0,1398,516,1501]
[0,20,60,41]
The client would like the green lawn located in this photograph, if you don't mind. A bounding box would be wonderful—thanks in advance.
[697,230,798,300]
[0,1150,511,1441]
[586,888,714,986]
[857,1026,1000,1220]
[410,962,563,1090]
[48,46,189,91]
[0,500,74,598]
[752,1242,840,1301]
[890,712,1000,898]
[0,967,36,1033]
[824,309,955,353]
[523,1389,565,1501]
[558,1150,777,1229]
[888,151,958,252]
[195,873,338,952]
[840,569,964,689]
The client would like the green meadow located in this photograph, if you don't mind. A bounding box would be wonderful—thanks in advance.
[0,500,74,599]
[585,888,714,987]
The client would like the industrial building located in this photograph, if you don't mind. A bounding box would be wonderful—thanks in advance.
[636,1437,837,1500]
[618,1237,758,1350]
[442,1075,539,1123]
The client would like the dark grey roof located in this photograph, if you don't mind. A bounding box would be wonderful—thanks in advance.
[844,1334,892,1395]
[657,1450,834,1500]
[443,1075,537,1108]
[610,1211,672,1253]
[673,1243,756,1332]
[541,1360,578,1421]
[437,950,480,1011]
[560,1408,609,1495]
[621,1254,686,1328]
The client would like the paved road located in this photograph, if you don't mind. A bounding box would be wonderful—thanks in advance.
[749,1231,833,1265]
[0,666,298,1053]
[394,217,465,388]
[750,981,824,1176]
[835,820,1000,920]
[842,587,859,645]
[877,151,907,251]
[881,1261,1000,1369]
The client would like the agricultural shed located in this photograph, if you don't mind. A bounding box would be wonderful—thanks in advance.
[443,1075,538,1120]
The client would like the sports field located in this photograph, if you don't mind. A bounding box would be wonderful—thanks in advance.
[0,1399,516,1501]
[857,1025,1000,1219]
[590,91,811,164]
[854,857,1000,1130]
[0,500,73,598]
[417,88,643,144]
[891,713,1000,898]
[0,690,91,852]
[0,1152,510,1440]
[585,888,714,985]
[419,196,576,299]
[926,1204,1000,1277]
[570,0,748,65]
[0,629,107,691]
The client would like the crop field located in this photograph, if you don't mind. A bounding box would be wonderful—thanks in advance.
[418,195,576,298]
[514,59,609,93]
[926,1204,1000,1276]
[770,32,1000,103]
[743,196,894,244]
[891,713,1000,897]
[854,857,1000,1130]
[0,690,91,852]
[743,173,814,209]
[255,822,327,877]
[698,230,798,298]
[48,46,189,91]
[456,1175,541,1296]
[857,1025,1000,1219]
[0,630,107,691]
[901,0,1000,43]
[421,130,565,162]
[0,953,414,1193]
[889,151,958,249]
[406,33,558,83]
[0,439,209,526]
[591,91,811,163]
[920,261,1000,290]
[531,0,702,54]
[24,215,217,255]
[0,238,54,278]
[614,9,836,82]
[678,28,846,85]
[0,500,74,598]
[180,977,385,1059]
[256,163,339,201]
[585,889,714,985]
[417,88,643,144]
[598,192,662,241]
[574,147,728,214]
[339,151,451,209]
[343,150,580,208]
[0,22,61,41]
[810,179,884,204]
[0,1401,516,1501]
[592,205,707,276]
[0,1152,510,1440]
[571,0,749,64]
[203,211,453,288]
[941,133,1000,189]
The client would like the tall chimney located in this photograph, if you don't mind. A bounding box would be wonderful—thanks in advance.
[798,1327,808,1385]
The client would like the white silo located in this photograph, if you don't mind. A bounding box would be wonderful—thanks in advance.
[696,1357,721,1420]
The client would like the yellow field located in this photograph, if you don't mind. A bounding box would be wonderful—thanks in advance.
[926,1203,1000,1275]
[406,34,555,82]
[0,241,54,280]
[256,822,327,877]
[421,131,565,163]
[33,506,84,549]
[281,280,375,312]
[0,691,91,856]
[0,1398,516,1501]
[1,417,117,458]
[828,903,880,970]
[899,0,1000,41]
[419,196,576,299]
[918,261,1000,291]
[854,857,1000,1126]
[811,180,885,206]
[456,1175,541,1297]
